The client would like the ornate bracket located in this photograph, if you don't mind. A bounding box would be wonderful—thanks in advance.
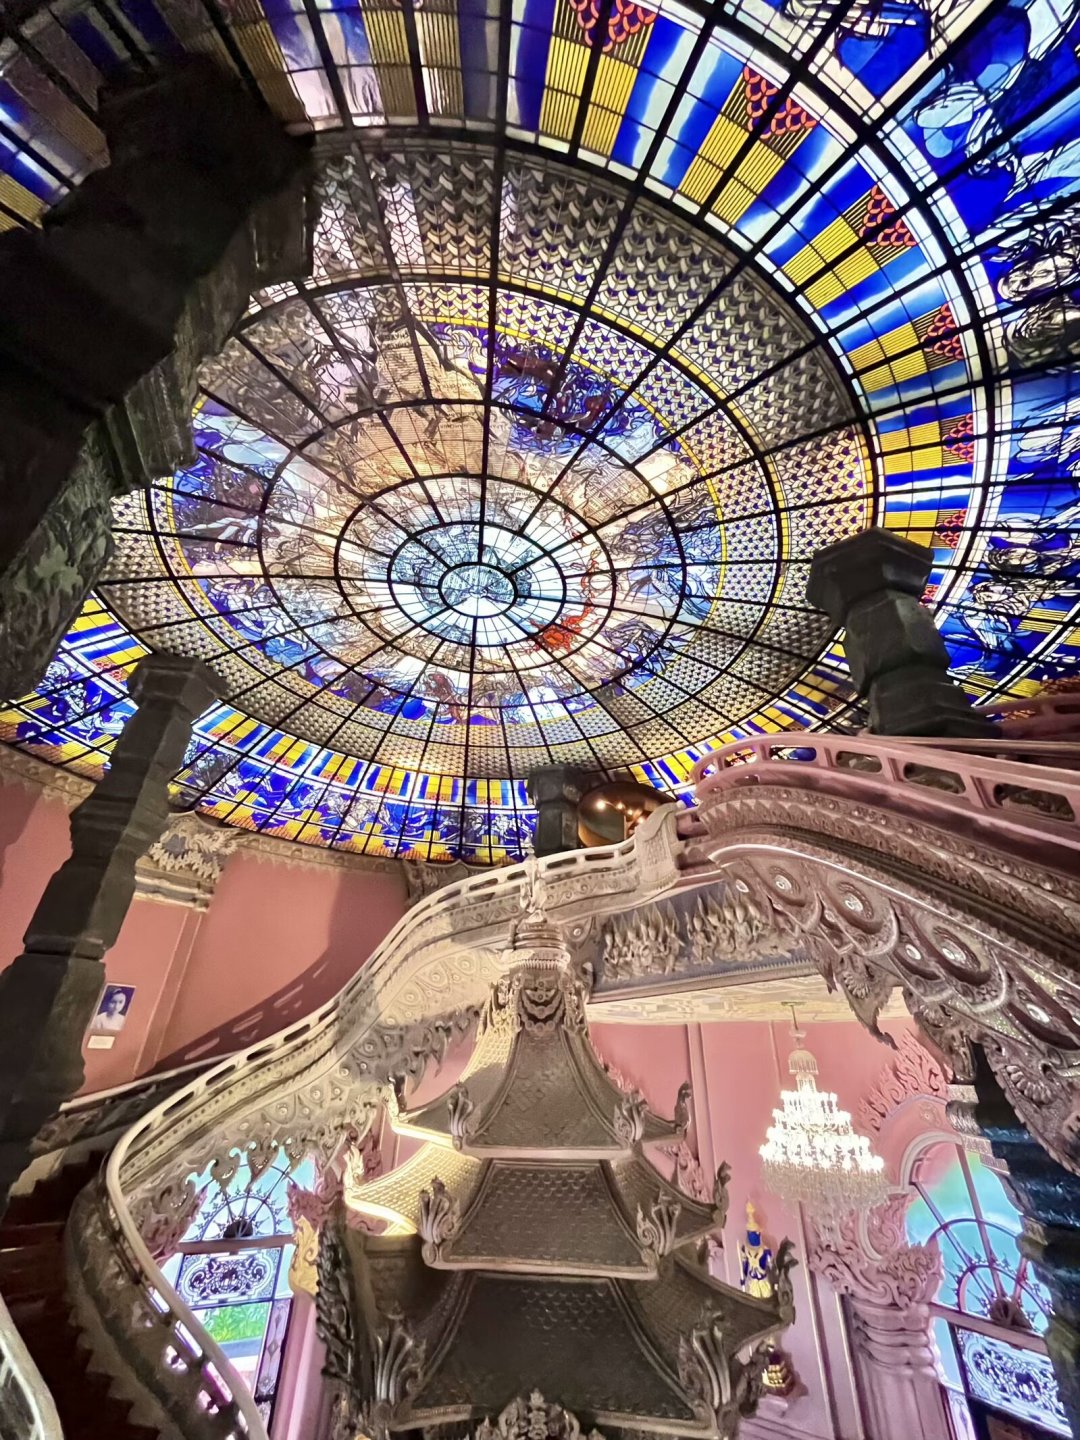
[636,1193,681,1261]
[418,1177,460,1264]
[614,1090,648,1147]
[447,1084,475,1150]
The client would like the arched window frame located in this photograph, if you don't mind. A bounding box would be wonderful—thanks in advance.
[901,1135,1067,1440]
[160,1147,317,1430]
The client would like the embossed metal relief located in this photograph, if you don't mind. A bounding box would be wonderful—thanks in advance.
[598,886,800,987]
[692,784,1080,1177]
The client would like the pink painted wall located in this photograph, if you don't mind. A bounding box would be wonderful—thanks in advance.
[591,1013,921,1440]
[0,780,408,1090]
[155,851,408,1066]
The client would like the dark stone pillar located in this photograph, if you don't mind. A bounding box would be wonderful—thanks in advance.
[0,57,311,700]
[0,652,219,1209]
[954,1051,1080,1438]
[527,766,587,857]
[807,527,997,737]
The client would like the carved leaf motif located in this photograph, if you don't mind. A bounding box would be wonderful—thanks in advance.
[858,1029,949,1133]
[636,1193,681,1258]
[602,904,682,980]
[808,1208,941,1310]
[686,888,783,968]
[447,1084,475,1149]
[418,1176,460,1263]
[614,1089,648,1146]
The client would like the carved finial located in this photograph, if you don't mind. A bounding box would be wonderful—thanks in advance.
[712,1161,731,1229]
[476,1392,604,1440]
[636,1193,682,1260]
[447,1083,475,1149]
[614,1089,648,1146]
[674,1080,692,1133]
[418,1176,460,1264]
[769,1237,798,1324]
[518,856,547,923]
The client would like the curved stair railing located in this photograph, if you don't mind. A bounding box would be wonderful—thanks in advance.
[38,728,1080,1440]
[60,811,691,1440]
[0,1292,62,1440]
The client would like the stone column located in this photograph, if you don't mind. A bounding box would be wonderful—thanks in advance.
[845,1292,953,1440]
[526,765,587,857]
[809,1209,951,1440]
[0,57,310,700]
[807,527,997,736]
[0,652,219,1208]
[958,1051,1080,1437]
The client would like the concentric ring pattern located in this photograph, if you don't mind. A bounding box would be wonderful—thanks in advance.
[2,0,1079,861]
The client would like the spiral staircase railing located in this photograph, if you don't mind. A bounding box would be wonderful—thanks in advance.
[17,723,1080,1440]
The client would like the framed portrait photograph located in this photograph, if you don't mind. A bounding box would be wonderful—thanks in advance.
[91,983,135,1034]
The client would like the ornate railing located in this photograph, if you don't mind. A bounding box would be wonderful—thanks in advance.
[0,1293,62,1440]
[63,809,691,1440]
[692,733,1080,863]
[50,727,1080,1440]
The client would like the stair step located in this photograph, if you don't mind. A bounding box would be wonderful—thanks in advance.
[3,1154,178,1436]
[3,1155,101,1226]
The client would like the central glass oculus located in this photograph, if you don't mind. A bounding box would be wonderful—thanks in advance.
[439,562,516,618]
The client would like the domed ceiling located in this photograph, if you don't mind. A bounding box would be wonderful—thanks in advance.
[2,0,1079,862]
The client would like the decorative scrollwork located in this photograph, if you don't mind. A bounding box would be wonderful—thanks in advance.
[673,1081,692,1134]
[418,1177,460,1264]
[858,1029,949,1134]
[807,1207,941,1311]
[128,1176,207,1263]
[713,1161,732,1231]
[768,1238,799,1326]
[447,1084,475,1149]
[614,1090,648,1147]
[475,1391,604,1440]
[636,1193,681,1260]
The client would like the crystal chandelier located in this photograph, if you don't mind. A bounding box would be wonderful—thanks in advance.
[759,1024,889,1225]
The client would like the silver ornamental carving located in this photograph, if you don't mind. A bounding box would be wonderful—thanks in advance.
[614,1090,648,1146]
[673,1081,692,1134]
[686,888,783,968]
[447,1084,475,1149]
[602,904,682,980]
[475,1391,604,1440]
[636,1193,682,1260]
[418,1177,460,1263]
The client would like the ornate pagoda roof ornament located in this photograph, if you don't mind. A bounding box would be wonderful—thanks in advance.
[317,901,795,1440]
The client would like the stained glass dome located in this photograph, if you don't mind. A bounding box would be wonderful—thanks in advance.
[2,0,1079,861]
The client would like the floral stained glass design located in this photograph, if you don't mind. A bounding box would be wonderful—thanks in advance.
[2,0,1080,860]
[161,1149,316,1425]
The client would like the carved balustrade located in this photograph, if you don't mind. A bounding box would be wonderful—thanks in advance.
[39,732,1080,1440]
[0,1293,62,1440]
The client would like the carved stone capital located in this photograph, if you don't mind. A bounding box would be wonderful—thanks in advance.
[808,1206,942,1313]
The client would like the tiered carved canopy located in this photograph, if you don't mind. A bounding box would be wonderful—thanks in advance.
[316,891,794,1439]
